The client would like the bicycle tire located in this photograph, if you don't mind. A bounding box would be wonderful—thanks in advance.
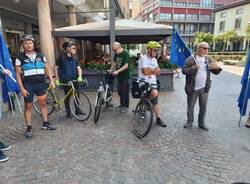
[105,87,112,108]
[94,93,102,124]
[133,99,153,138]
[70,92,92,122]
[32,90,55,115]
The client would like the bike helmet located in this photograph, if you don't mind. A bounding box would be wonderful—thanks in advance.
[62,41,76,50]
[146,41,161,49]
[20,35,35,43]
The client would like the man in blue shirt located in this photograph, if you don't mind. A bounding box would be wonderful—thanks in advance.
[54,41,84,118]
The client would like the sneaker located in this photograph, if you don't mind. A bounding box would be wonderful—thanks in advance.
[116,105,123,109]
[156,118,167,127]
[25,126,32,138]
[183,123,193,129]
[0,142,11,151]
[0,151,8,162]
[42,122,56,130]
[120,107,128,113]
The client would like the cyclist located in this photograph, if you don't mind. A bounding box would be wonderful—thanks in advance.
[15,35,56,138]
[54,41,84,118]
[137,41,167,127]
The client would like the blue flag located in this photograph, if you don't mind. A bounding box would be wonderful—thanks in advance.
[0,32,20,103]
[170,27,192,68]
[237,51,250,116]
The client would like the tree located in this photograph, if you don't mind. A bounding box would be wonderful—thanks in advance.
[193,32,213,46]
[213,30,240,51]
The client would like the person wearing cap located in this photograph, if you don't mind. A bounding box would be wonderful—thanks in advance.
[108,42,130,113]
[15,35,56,138]
[54,41,84,118]
[137,41,167,127]
[182,42,222,131]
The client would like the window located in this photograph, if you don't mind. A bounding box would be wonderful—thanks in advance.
[235,18,241,29]
[159,13,172,20]
[186,14,198,21]
[175,23,185,34]
[236,8,243,15]
[160,0,172,6]
[186,24,195,34]
[220,12,226,18]
[173,14,185,20]
[219,21,225,31]
[200,14,211,21]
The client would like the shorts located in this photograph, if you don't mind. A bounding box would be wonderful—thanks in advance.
[23,82,46,103]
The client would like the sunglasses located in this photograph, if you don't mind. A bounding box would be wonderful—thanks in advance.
[202,47,209,50]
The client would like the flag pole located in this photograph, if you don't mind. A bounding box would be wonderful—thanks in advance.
[0,63,17,83]
[238,75,250,127]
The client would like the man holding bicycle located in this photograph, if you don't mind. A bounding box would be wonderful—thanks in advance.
[54,41,84,118]
[137,41,167,127]
[15,35,56,138]
[109,42,130,113]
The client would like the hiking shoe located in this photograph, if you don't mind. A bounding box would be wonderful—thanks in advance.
[25,126,32,138]
[0,151,8,162]
[42,122,56,130]
[156,118,167,127]
[0,142,11,151]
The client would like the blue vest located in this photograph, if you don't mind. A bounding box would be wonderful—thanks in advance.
[17,52,45,83]
[57,55,78,82]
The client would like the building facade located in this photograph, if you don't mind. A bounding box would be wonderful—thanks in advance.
[214,0,250,51]
[141,0,241,48]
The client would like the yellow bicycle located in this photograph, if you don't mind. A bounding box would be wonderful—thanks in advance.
[33,80,92,122]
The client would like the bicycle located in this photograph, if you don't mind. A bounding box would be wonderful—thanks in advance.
[131,76,161,138]
[33,80,92,122]
[94,70,114,124]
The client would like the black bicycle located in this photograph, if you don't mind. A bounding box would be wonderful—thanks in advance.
[131,77,160,138]
[94,71,114,124]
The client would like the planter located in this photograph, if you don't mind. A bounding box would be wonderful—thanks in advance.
[157,69,174,91]
[82,69,174,91]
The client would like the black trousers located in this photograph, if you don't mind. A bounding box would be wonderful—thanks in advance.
[117,78,129,108]
[63,82,79,113]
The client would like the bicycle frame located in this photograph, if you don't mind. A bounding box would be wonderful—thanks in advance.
[49,81,77,107]
[96,73,113,105]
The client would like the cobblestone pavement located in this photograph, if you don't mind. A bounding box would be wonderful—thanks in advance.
[0,71,250,184]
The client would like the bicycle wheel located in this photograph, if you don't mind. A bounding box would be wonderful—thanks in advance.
[133,99,153,138]
[105,88,112,108]
[33,90,55,115]
[70,91,92,122]
[94,93,103,124]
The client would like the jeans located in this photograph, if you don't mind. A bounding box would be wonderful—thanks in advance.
[187,88,208,126]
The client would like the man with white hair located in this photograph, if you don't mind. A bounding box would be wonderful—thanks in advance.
[109,42,130,113]
[182,42,222,131]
